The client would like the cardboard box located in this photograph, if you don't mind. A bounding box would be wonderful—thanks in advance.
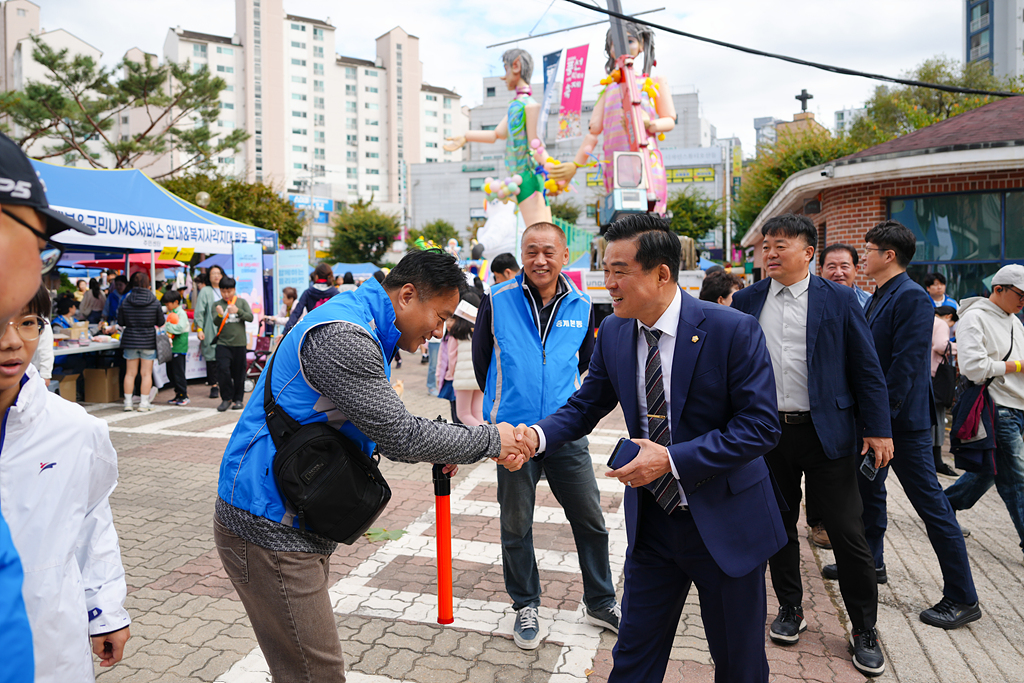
[54,373,80,402]
[66,322,89,341]
[84,368,120,404]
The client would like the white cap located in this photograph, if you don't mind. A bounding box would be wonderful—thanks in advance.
[991,264,1024,290]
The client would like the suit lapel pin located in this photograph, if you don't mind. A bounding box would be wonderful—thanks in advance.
[691,335,699,343]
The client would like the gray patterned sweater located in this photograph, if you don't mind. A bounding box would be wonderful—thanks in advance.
[217,321,501,554]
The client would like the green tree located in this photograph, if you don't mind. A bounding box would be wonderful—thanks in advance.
[408,218,458,248]
[848,56,1021,148]
[666,188,723,240]
[549,198,582,225]
[329,197,401,265]
[0,35,247,178]
[733,128,860,235]
[161,174,304,247]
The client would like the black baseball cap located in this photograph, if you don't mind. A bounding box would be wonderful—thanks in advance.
[0,131,93,237]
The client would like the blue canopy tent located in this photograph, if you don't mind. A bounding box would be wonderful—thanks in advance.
[566,253,590,270]
[332,262,380,276]
[698,256,719,270]
[31,161,278,255]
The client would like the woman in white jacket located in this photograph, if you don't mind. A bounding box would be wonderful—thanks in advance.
[0,286,131,682]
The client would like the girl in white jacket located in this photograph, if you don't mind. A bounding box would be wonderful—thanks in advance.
[0,286,131,682]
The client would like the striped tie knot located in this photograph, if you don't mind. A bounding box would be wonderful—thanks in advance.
[643,327,661,347]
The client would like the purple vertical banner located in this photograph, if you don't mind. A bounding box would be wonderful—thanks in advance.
[557,45,589,141]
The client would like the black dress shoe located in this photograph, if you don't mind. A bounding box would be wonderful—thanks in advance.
[822,563,887,584]
[936,462,959,479]
[849,628,885,676]
[231,401,244,410]
[769,604,806,644]
[217,400,232,412]
[210,386,220,399]
[920,597,982,629]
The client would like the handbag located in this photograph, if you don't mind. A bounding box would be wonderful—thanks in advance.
[932,341,957,408]
[264,346,392,544]
[155,332,172,365]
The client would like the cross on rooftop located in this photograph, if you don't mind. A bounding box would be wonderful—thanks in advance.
[796,89,813,112]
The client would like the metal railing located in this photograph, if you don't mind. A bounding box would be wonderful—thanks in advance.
[970,13,989,33]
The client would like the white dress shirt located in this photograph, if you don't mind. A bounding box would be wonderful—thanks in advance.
[532,287,686,506]
[758,273,811,412]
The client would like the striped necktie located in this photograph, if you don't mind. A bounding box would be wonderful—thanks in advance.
[643,327,682,512]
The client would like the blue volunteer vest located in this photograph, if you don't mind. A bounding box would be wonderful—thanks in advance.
[484,272,591,425]
[216,278,400,526]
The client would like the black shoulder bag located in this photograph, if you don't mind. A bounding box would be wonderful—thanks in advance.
[952,329,1013,408]
[932,341,958,408]
[264,348,392,544]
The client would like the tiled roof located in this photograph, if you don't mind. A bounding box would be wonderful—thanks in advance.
[286,14,334,29]
[839,96,1024,164]
[337,55,377,68]
[179,30,233,45]
[421,83,459,98]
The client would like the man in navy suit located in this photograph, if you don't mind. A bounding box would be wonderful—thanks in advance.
[732,214,890,676]
[516,214,786,682]
[850,219,981,629]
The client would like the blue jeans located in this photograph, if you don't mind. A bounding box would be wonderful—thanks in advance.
[496,436,616,612]
[945,406,1024,554]
[426,342,439,395]
[859,429,978,605]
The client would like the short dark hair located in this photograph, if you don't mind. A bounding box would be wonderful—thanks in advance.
[342,271,355,285]
[491,252,520,275]
[384,249,465,299]
[27,284,51,319]
[55,296,76,316]
[372,270,385,283]
[699,270,744,303]
[934,305,958,321]
[448,290,480,341]
[193,273,208,286]
[819,243,859,268]
[923,271,946,287]
[604,214,681,282]
[162,290,181,305]
[283,286,298,300]
[220,277,237,289]
[114,274,128,285]
[761,213,818,251]
[864,219,916,268]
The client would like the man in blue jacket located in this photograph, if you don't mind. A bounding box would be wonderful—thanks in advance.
[518,214,786,682]
[733,214,891,676]
[473,222,618,649]
[849,219,980,630]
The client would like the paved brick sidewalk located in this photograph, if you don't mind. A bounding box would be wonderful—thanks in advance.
[89,356,1024,682]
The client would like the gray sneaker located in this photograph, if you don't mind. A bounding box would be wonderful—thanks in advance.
[513,605,541,650]
[585,602,620,633]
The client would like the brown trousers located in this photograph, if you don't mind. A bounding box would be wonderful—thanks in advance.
[214,514,346,683]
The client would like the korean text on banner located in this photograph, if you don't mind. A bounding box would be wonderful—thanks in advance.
[537,50,562,142]
[232,242,264,349]
[557,45,589,141]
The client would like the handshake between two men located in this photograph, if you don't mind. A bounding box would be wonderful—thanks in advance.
[490,423,674,490]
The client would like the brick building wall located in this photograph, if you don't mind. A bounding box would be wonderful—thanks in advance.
[809,168,1024,288]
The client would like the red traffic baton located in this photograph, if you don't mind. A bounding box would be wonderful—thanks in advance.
[433,464,454,625]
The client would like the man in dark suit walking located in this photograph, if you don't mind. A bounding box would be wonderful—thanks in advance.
[841,219,981,629]
[516,214,786,682]
[732,214,891,676]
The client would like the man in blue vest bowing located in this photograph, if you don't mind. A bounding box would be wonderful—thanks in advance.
[473,221,619,649]
[517,214,786,682]
[215,249,532,683]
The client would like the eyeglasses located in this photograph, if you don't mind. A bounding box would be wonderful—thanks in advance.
[5,315,46,342]
[1,208,64,274]
[1004,285,1024,302]
[863,246,891,255]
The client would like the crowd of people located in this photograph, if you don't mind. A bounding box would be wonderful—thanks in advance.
[2,119,1022,682]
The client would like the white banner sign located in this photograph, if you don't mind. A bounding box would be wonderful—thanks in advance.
[661,147,724,168]
[49,206,257,255]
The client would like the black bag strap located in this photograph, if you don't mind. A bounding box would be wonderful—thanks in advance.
[983,328,1014,390]
[263,347,303,449]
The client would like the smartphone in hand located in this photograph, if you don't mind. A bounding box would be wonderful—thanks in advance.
[859,449,879,481]
[607,438,640,470]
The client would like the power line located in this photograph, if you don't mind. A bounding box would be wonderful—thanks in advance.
[486,7,664,49]
[561,0,1022,98]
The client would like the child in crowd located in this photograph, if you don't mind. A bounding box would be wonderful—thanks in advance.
[265,286,297,331]
[52,295,78,329]
[162,290,191,406]
[435,290,484,425]
[212,277,253,412]
[0,285,131,681]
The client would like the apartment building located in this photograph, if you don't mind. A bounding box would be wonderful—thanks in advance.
[964,0,1024,80]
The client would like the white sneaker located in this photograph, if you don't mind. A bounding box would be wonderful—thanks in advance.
[148,386,158,403]
[123,396,135,412]
[138,398,152,412]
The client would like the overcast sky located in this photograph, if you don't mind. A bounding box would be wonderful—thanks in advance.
[39,0,965,157]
